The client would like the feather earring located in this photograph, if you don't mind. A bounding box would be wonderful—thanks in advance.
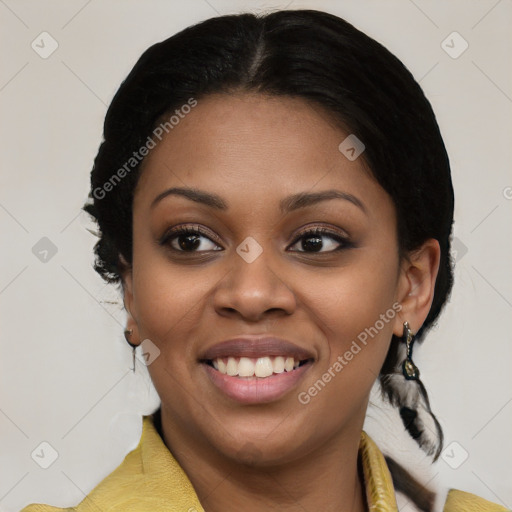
[380,322,443,461]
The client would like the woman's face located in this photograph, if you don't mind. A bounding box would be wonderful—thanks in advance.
[124,92,414,465]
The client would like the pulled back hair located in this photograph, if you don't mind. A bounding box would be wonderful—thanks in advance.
[83,9,454,511]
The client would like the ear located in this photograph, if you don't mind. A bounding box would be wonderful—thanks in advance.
[120,254,138,339]
[393,239,441,337]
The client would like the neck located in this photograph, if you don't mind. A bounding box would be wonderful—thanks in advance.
[157,407,368,512]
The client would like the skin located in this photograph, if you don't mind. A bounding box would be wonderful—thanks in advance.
[122,92,440,512]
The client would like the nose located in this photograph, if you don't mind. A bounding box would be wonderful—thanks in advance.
[212,242,297,322]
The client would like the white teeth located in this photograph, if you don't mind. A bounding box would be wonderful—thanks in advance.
[217,358,227,374]
[238,357,255,377]
[273,356,285,373]
[255,357,273,378]
[226,357,238,376]
[211,355,306,378]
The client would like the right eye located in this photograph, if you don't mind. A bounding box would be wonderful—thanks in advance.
[159,225,223,253]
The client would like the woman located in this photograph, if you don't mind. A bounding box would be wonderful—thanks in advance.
[21,9,508,512]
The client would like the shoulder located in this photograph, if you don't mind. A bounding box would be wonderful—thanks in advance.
[443,488,510,511]
[19,416,148,512]
[19,413,204,512]
[20,443,150,512]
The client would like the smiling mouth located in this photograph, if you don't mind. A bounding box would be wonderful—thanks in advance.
[202,356,313,378]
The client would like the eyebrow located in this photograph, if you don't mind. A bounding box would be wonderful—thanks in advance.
[151,187,366,214]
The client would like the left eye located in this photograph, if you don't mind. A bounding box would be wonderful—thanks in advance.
[288,228,349,253]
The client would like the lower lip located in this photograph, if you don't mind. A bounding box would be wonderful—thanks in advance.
[202,362,312,404]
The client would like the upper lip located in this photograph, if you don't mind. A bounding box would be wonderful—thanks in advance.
[199,335,315,361]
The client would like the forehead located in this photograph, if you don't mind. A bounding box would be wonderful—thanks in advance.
[134,92,388,218]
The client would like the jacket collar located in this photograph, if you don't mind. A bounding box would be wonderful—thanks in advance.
[137,413,397,511]
[359,430,398,510]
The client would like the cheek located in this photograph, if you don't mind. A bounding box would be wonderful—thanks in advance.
[130,241,214,355]
[130,258,212,412]
[312,250,398,335]
[306,247,399,379]
[295,258,399,432]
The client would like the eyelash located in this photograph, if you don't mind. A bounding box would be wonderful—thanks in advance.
[159,224,353,254]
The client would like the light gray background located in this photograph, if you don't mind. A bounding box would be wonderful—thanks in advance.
[1,1,511,510]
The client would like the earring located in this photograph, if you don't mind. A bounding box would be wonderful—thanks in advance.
[124,328,137,373]
[379,321,443,460]
[401,321,420,380]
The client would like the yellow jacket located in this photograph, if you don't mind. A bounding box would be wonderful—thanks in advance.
[21,414,508,512]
